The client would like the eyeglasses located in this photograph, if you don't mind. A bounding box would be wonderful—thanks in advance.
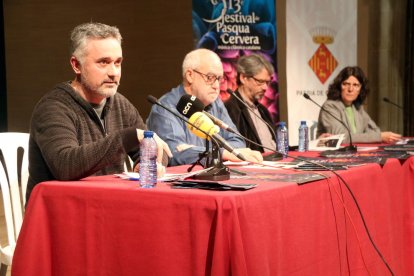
[342,81,361,89]
[250,76,272,86]
[193,69,226,85]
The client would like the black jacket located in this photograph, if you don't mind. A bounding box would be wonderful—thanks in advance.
[224,90,276,152]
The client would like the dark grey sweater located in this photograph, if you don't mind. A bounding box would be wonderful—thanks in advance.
[27,82,145,202]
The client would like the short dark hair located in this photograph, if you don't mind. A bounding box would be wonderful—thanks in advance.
[327,66,369,109]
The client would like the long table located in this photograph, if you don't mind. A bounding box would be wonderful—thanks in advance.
[12,156,414,275]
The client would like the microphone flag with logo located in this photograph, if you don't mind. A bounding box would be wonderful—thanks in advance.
[187,112,220,140]
[176,94,246,161]
[177,94,238,133]
[176,94,205,118]
[147,95,232,180]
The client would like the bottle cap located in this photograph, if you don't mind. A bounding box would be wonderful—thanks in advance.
[300,121,307,125]
[143,130,154,138]
[279,121,286,127]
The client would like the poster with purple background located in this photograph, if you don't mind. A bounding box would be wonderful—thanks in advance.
[192,0,279,122]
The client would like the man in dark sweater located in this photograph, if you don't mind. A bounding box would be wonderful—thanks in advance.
[225,54,276,153]
[27,22,171,202]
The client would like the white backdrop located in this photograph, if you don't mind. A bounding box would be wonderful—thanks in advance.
[286,0,357,145]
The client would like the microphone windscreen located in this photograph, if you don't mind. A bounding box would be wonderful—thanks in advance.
[147,95,158,104]
[187,112,219,140]
[176,94,205,118]
[303,93,310,100]
[226,88,234,94]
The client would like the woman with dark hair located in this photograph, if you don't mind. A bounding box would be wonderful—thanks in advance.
[317,66,401,143]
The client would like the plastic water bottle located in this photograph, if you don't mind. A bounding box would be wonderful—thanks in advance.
[139,130,158,188]
[277,122,289,158]
[298,121,309,152]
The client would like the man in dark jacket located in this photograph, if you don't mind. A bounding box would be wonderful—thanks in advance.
[27,22,171,202]
[225,54,276,152]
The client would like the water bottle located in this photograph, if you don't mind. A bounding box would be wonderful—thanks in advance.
[298,121,309,152]
[139,130,158,188]
[276,122,289,158]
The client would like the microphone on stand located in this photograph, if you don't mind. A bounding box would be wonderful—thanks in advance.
[176,94,238,134]
[147,95,233,180]
[303,93,357,153]
[178,93,282,160]
[383,97,403,110]
[175,95,246,161]
[185,112,247,161]
[225,89,282,159]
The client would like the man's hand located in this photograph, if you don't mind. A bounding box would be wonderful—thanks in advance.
[222,148,263,163]
[137,129,172,163]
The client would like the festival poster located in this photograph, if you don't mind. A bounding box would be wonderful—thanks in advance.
[286,0,357,145]
[192,0,279,122]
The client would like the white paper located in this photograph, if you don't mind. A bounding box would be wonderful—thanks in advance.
[309,134,345,151]
[115,167,212,182]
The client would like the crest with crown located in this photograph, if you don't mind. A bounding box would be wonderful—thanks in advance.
[308,26,338,84]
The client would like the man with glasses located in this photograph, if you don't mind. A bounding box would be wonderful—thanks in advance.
[225,54,277,152]
[147,48,263,165]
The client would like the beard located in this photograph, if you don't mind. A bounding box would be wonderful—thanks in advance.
[80,74,119,99]
[254,90,266,101]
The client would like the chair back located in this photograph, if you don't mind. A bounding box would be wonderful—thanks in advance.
[309,121,319,140]
[0,132,29,248]
[124,155,133,172]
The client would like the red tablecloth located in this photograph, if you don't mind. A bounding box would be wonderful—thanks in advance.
[12,157,414,275]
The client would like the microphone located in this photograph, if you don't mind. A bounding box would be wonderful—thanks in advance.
[175,97,247,161]
[187,112,246,161]
[176,94,238,133]
[147,95,220,149]
[177,93,282,160]
[186,111,220,140]
[189,111,282,161]
[176,94,204,117]
[147,95,233,180]
[303,93,357,153]
[383,97,403,110]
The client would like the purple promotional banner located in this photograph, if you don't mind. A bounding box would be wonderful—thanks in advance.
[192,0,279,122]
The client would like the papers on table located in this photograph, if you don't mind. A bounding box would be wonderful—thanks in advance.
[169,180,257,191]
[357,146,379,151]
[115,167,212,182]
[396,138,414,145]
[309,134,344,151]
[237,161,298,170]
[224,160,300,170]
[223,161,250,166]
